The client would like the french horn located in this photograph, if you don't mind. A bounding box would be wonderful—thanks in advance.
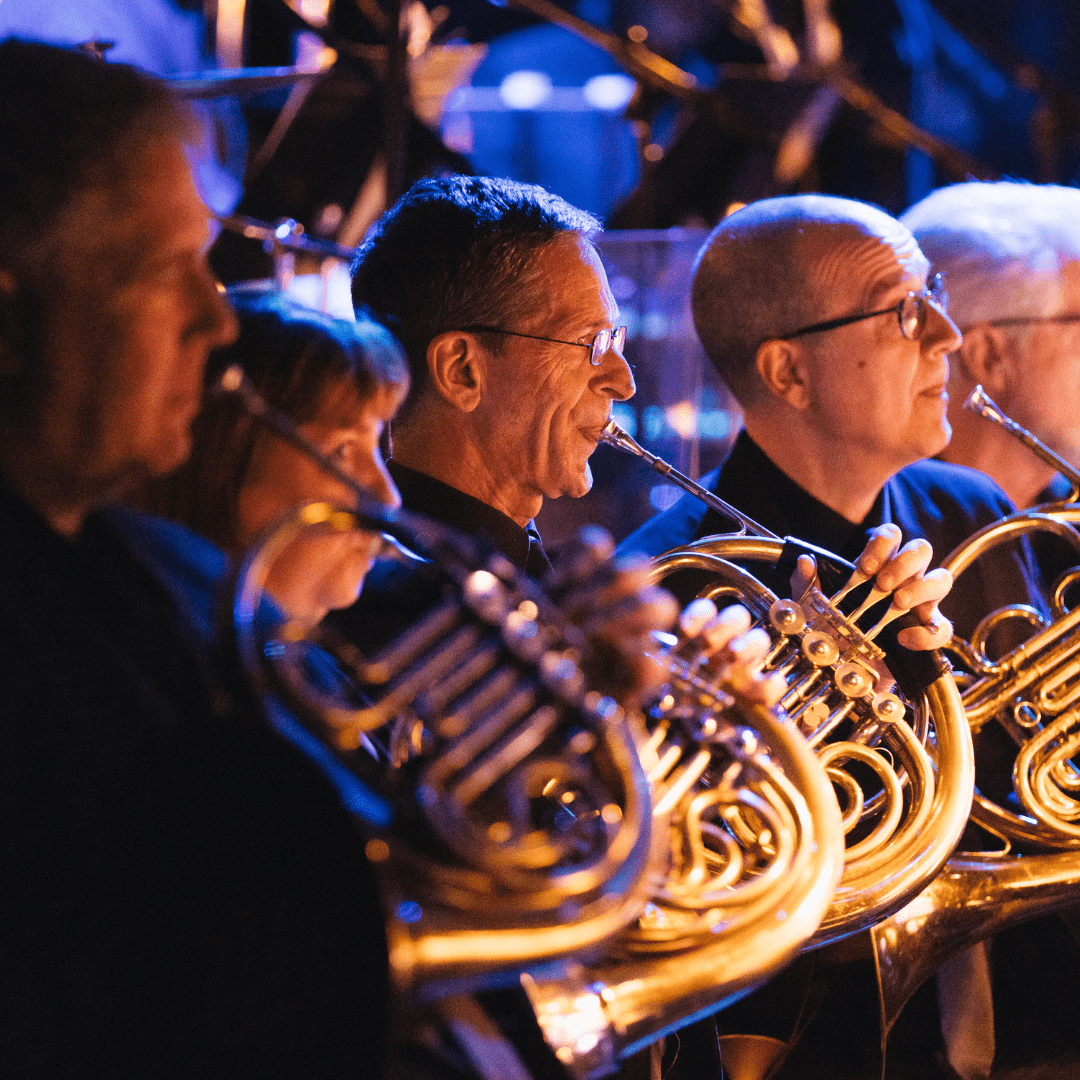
[216,366,842,1029]
[517,422,970,1078]
[598,420,973,943]
[522,597,845,1077]
[871,385,1080,1039]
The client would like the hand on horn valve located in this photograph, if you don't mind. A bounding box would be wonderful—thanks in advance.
[677,597,788,708]
[791,522,954,651]
[547,527,784,709]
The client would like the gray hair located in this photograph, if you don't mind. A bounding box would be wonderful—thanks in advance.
[901,182,1080,327]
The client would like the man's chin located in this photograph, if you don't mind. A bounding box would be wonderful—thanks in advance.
[566,463,594,499]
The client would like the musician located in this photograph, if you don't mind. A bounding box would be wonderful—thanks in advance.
[134,289,408,631]
[0,50,752,1080]
[355,174,634,568]
[903,181,1080,585]
[902,181,1080,1079]
[620,193,1039,645]
[0,41,400,1079]
[617,194,1046,1080]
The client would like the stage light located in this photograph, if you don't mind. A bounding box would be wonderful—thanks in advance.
[499,70,553,110]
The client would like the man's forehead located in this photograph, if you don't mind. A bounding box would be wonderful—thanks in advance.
[62,141,209,275]
[529,234,613,322]
[804,218,928,305]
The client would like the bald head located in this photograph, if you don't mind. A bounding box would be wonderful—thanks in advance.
[692,195,924,407]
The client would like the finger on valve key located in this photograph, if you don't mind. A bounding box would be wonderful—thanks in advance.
[678,597,787,708]
[549,527,679,704]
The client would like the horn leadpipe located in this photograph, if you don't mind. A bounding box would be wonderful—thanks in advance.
[600,419,780,540]
[964,384,1080,503]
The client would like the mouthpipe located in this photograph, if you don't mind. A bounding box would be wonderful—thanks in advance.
[964,384,1080,501]
[599,418,780,540]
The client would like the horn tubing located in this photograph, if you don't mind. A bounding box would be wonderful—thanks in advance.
[521,700,845,1075]
[873,849,1080,1041]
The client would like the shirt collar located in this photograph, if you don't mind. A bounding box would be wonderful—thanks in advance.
[387,461,537,569]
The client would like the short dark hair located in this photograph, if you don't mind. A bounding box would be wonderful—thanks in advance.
[141,290,408,551]
[351,175,601,407]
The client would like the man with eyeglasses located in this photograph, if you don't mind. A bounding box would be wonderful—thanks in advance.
[903,183,1080,552]
[902,181,1080,1080]
[330,175,638,658]
[619,194,1044,1080]
[621,194,1038,645]
[353,174,634,577]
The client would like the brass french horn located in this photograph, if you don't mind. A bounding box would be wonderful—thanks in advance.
[871,385,1080,1039]
[598,420,974,943]
[522,600,845,1077]
[217,367,843,1026]
[515,423,970,1077]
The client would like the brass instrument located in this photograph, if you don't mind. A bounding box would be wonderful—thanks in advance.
[219,368,842,1026]
[522,599,845,1077]
[870,385,1080,1039]
[599,420,973,942]
[233,499,661,1000]
[939,385,1080,847]
[216,365,657,996]
[512,422,970,1077]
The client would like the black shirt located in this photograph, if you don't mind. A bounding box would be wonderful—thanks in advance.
[388,461,552,575]
[618,429,1043,642]
[330,461,552,655]
[616,431,1057,1080]
[0,479,389,1079]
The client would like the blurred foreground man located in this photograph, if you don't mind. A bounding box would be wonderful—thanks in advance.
[619,195,1044,1080]
[0,64,702,1080]
[0,41,404,1079]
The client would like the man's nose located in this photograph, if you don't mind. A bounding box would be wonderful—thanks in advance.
[364,454,401,510]
[596,342,636,401]
[923,300,962,356]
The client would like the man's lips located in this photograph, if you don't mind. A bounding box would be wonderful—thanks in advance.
[580,420,609,444]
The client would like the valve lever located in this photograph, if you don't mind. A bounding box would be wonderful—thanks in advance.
[830,564,873,607]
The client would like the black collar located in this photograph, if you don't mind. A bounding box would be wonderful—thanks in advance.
[387,461,547,572]
[708,431,887,564]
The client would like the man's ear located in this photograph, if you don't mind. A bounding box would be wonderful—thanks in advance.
[0,269,19,377]
[426,331,484,413]
[755,338,810,408]
[955,323,1011,396]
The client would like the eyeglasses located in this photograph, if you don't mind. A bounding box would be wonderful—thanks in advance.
[461,324,628,366]
[779,272,950,342]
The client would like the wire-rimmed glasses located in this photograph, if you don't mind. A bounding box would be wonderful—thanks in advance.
[461,324,628,366]
[779,272,949,342]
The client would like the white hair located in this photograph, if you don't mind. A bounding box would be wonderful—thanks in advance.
[900,181,1080,327]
